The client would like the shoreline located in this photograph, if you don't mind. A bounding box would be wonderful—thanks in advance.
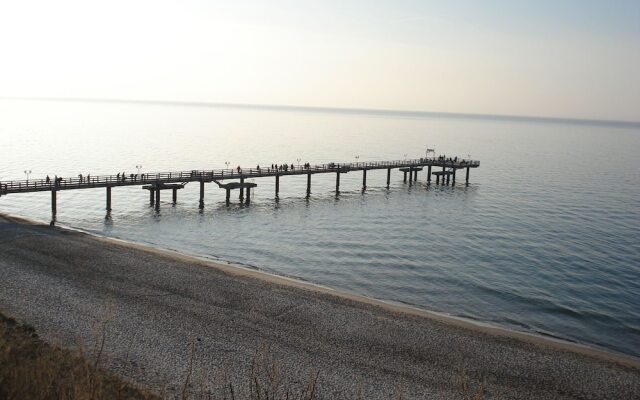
[3,211,638,369]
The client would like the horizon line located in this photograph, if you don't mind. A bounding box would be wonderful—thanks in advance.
[2,96,640,129]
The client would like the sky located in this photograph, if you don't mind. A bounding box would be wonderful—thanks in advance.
[1,0,639,121]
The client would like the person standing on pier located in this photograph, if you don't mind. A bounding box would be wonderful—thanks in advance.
[46,175,50,184]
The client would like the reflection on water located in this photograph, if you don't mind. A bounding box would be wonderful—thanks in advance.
[1,99,639,357]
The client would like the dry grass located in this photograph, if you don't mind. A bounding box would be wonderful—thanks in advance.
[1,310,490,399]
[0,311,158,400]
[181,344,319,400]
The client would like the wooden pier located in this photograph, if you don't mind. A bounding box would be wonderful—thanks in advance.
[0,157,479,219]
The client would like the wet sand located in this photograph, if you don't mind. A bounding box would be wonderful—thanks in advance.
[0,214,639,399]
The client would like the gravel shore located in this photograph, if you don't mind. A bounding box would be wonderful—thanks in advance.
[1,215,639,399]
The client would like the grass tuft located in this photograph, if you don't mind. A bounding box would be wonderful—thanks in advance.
[0,311,158,400]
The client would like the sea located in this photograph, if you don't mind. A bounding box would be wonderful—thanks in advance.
[1,98,639,358]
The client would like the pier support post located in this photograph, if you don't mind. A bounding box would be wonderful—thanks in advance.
[306,173,311,198]
[446,174,450,185]
[362,170,367,191]
[336,171,340,194]
[414,169,418,181]
[239,177,244,201]
[452,169,456,186]
[409,167,413,187]
[199,181,205,208]
[466,167,470,185]
[149,189,155,206]
[403,171,407,182]
[245,187,251,204]
[427,165,431,184]
[436,175,440,185]
[275,175,280,198]
[225,188,230,205]
[173,187,177,204]
[155,188,160,210]
[386,168,391,188]
[51,190,57,217]
[106,186,112,211]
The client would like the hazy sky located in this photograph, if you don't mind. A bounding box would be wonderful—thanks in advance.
[1,0,639,121]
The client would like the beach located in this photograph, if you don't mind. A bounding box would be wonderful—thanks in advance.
[0,214,639,399]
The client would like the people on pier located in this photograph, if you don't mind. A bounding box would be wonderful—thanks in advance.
[46,175,50,184]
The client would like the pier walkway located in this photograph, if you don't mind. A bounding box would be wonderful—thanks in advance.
[0,157,479,216]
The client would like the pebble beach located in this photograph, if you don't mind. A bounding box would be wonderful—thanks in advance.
[0,214,639,399]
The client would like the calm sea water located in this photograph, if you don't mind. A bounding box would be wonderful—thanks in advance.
[1,99,639,357]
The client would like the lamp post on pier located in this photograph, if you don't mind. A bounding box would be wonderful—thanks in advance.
[24,169,32,182]
[136,164,143,174]
[355,155,359,166]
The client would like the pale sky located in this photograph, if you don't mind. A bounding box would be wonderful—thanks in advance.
[1,0,639,121]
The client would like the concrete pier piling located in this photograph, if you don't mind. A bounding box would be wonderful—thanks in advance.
[239,178,244,201]
[106,186,111,212]
[307,173,311,198]
[466,167,470,185]
[149,189,154,206]
[386,168,391,188]
[199,181,205,208]
[51,190,57,216]
[173,187,177,204]
[155,188,160,210]
[275,175,280,197]
[106,186,112,211]
[362,170,367,191]
[427,165,432,184]
[336,171,340,194]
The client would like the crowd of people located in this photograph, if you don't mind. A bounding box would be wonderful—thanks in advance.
[233,162,314,174]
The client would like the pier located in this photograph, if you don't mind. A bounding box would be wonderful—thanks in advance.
[0,157,479,218]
